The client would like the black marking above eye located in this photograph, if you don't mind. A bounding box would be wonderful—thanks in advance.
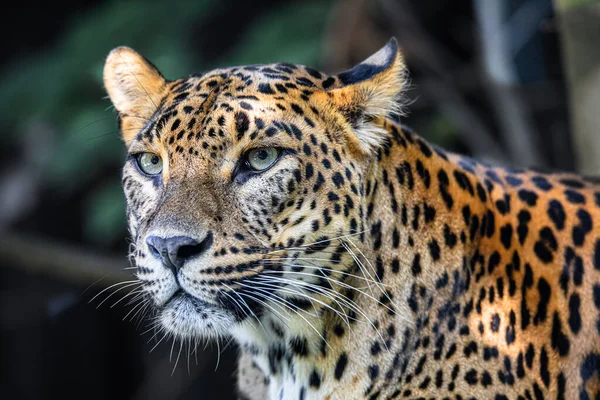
[234,111,250,140]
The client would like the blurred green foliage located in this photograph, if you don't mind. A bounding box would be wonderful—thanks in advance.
[0,0,332,245]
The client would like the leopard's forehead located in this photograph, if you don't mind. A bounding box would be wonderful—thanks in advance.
[156,62,339,119]
[129,63,348,176]
[173,62,337,95]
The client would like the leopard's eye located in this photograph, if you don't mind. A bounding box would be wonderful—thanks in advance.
[137,152,163,175]
[246,148,279,171]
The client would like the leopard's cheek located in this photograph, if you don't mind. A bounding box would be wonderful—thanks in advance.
[122,165,163,252]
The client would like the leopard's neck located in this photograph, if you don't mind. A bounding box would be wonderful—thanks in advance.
[356,121,491,388]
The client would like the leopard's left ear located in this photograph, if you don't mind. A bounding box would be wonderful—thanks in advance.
[103,47,167,143]
[321,38,406,154]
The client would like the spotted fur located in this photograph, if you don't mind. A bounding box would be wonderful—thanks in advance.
[104,38,600,399]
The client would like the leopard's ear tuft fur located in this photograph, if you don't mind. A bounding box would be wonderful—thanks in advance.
[325,38,407,155]
[103,47,166,143]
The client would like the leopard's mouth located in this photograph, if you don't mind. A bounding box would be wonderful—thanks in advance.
[158,289,236,338]
[164,289,209,309]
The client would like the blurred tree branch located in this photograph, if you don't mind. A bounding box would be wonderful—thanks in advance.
[555,0,600,175]
[322,0,578,170]
[0,231,130,287]
[474,0,546,167]
[381,0,512,164]
[323,0,509,164]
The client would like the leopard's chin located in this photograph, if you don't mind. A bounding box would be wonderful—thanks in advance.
[159,291,235,339]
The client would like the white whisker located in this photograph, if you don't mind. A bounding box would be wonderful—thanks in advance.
[171,339,183,376]
[88,280,141,304]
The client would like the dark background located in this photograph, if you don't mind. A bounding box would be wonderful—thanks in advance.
[1,0,598,399]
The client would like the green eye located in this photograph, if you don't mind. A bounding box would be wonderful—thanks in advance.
[247,148,279,171]
[137,152,163,175]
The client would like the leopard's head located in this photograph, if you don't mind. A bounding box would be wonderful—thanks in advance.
[103,39,405,340]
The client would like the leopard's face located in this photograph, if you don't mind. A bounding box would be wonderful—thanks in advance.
[108,42,404,340]
[123,79,363,339]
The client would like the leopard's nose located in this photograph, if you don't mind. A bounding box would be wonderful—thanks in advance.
[146,233,213,275]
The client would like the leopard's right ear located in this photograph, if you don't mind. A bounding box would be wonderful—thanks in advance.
[103,47,166,142]
[314,38,407,155]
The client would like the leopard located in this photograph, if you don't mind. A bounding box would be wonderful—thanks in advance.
[103,38,600,399]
